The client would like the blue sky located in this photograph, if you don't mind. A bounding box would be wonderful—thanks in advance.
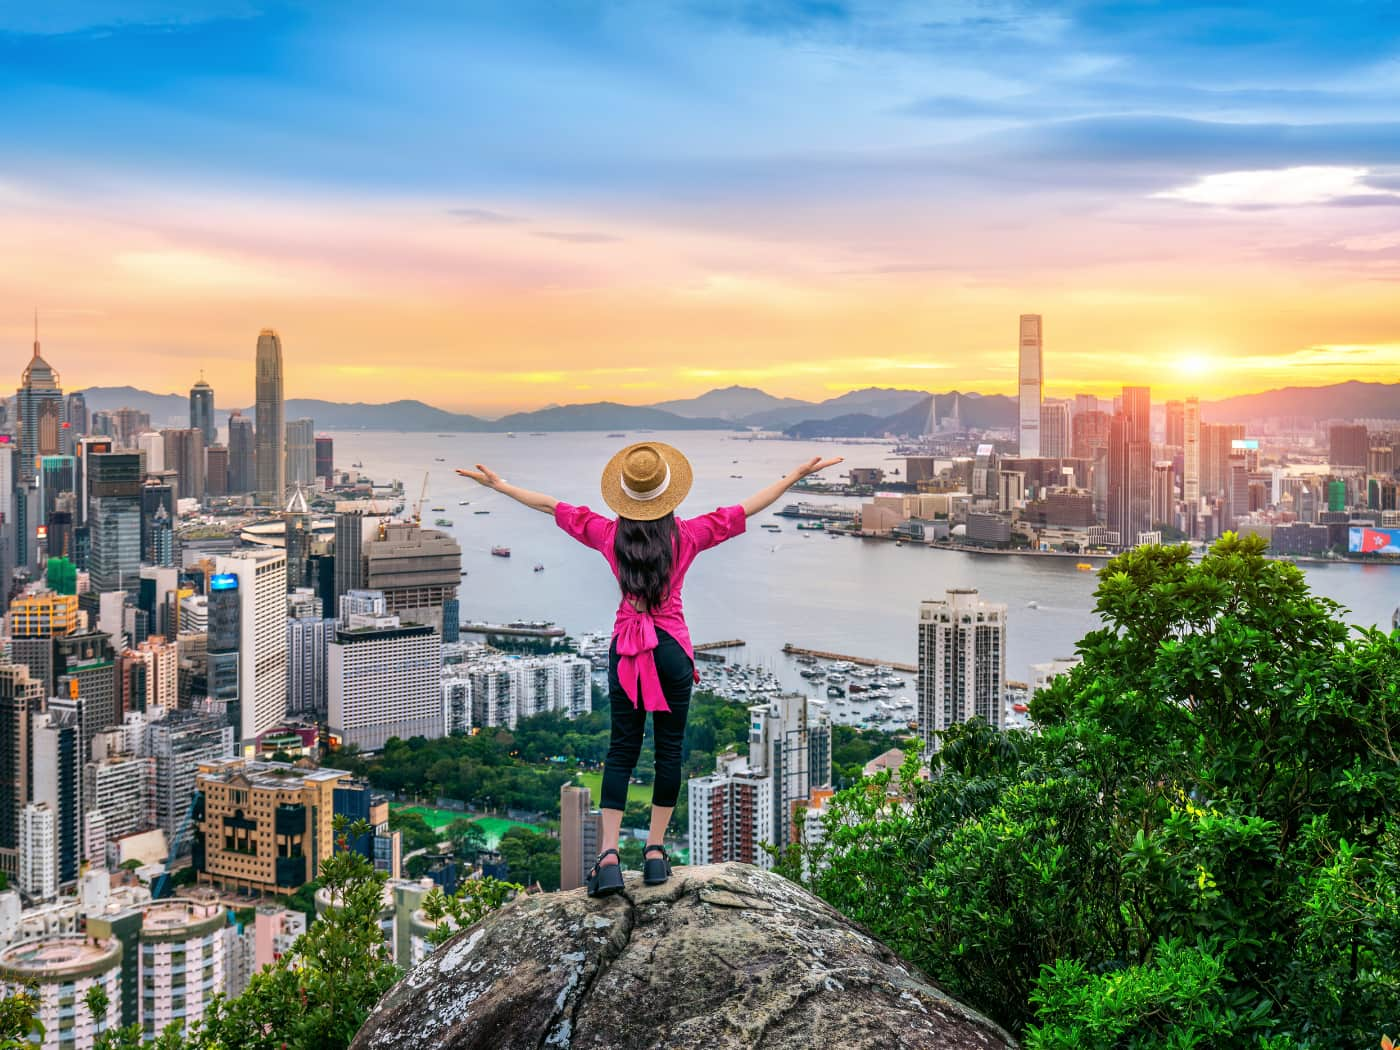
[2,1,1399,408]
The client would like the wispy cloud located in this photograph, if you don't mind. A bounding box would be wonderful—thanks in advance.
[1154,166,1400,208]
[447,207,523,224]
[534,230,623,244]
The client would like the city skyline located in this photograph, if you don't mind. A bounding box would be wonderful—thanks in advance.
[3,3,1400,412]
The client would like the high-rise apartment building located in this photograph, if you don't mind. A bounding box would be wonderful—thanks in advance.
[1165,400,1185,448]
[143,710,234,849]
[124,637,179,716]
[32,698,83,889]
[1017,314,1043,458]
[285,418,315,490]
[227,411,255,495]
[0,933,123,1046]
[917,589,1006,752]
[1183,396,1201,504]
[328,617,442,751]
[444,650,591,732]
[254,329,285,507]
[688,694,831,869]
[1108,411,1152,545]
[559,783,601,892]
[189,378,216,446]
[0,663,45,880]
[194,758,348,893]
[1040,400,1071,459]
[1200,422,1245,501]
[1071,409,1110,460]
[1329,423,1370,469]
[18,802,57,901]
[161,428,205,503]
[287,614,330,719]
[1150,460,1176,528]
[214,549,289,744]
[85,729,154,855]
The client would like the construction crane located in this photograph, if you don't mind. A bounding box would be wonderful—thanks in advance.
[412,470,429,524]
[151,790,203,900]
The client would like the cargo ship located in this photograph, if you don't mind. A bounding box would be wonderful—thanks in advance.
[491,546,510,557]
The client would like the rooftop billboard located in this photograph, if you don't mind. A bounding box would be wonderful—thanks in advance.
[1349,527,1400,555]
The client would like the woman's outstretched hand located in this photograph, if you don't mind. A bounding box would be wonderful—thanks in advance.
[457,464,504,489]
[793,455,843,479]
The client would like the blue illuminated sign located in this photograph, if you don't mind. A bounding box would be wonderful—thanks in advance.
[210,573,239,591]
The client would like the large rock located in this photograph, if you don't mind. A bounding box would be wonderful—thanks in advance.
[351,862,1015,1050]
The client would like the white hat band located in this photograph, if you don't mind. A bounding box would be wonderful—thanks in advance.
[621,463,670,502]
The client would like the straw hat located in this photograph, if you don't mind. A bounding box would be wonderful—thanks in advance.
[601,442,693,521]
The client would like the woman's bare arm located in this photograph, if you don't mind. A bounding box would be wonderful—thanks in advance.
[456,465,559,514]
[740,456,844,518]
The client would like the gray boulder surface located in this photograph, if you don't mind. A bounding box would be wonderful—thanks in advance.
[351,862,1016,1050]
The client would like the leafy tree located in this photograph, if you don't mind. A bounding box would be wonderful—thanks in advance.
[496,826,561,891]
[420,877,521,946]
[791,535,1400,1047]
[0,986,41,1049]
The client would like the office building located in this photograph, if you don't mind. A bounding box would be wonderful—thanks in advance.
[204,445,229,499]
[1200,423,1246,501]
[206,572,241,723]
[194,758,348,893]
[328,617,442,751]
[315,435,334,485]
[1108,388,1153,546]
[9,592,79,697]
[137,430,164,473]
[363,522,461,637]
[53,635,119,752]
[88,453,143,595]
[917,589,1007,752]
[189,378,216,446]
[74,436,112,529]
[1017,314,1043,458]
[162,428,205,504]
[1040,400,1071,459]
[338,588,386,623]
[559,783,601,892]
[1329,423,1369,469]
[287,613,330,719]
[32,699,83,889]
[1165,400,1185,448]
[143,711,234,849]
[255,329,286,507]
[0,663,46,881]
[65,391,88,437]
[333,510,368,600]
[283,487,312,589]
[16,331,67,482]
[227,411,255,495]
[18,803,58,900]
[213,549,289,744]
[1150,461,1176,528]
[0,934,123,1047]
[110,408,151,449]
[1070,409,1109,460]
[285,418,315,490]
[1183,396,1201,504]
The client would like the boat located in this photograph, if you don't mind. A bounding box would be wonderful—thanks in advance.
[1027,600,1038,609]
[474,510,490,515]
[827,685,845,698]
[533,563,544,572]
[894,539,904,547]
[730,474,743,479]
[1076,562,1093,571]
[796,522,824,531]
[431,506,445,511]
[352,461,363,468]
[607,432,626,438]
[800,668,825,679]
[530,432,545,436]
[491,546,511,557]
[434,518,453,527]
[506,433,516,438]
[460,570,468,576]
[848,683,866,694]
[434,457,445,462]
[459,500,471,505]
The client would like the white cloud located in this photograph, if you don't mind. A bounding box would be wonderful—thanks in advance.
[1334,230,1400,252]
[1153,166,1400,208]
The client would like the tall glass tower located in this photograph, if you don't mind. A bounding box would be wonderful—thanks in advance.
[17,326,67,482]
[189,377,216,446]
[254,330,285,508]
[1017,314,1043,458]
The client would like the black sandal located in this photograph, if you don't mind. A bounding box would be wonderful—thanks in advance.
[586,849,625,898]
[642,844,671,886]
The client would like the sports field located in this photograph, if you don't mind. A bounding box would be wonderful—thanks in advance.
[574,771,652,808]
[391,805,538,848]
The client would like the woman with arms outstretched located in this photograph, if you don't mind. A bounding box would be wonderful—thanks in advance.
[459,442,841,896]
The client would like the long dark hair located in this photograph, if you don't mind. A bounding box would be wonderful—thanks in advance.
[614,513,677,611]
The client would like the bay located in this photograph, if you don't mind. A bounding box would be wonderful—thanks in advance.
[329,430,1399,695]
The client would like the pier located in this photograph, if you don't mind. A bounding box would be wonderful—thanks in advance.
[461,622,566,638]
[693,639,746,651]
[782,643,917,674]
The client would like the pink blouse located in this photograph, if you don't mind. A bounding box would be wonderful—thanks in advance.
[554,502,747,712]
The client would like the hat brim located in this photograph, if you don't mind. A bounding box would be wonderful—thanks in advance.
[601,442,693,521]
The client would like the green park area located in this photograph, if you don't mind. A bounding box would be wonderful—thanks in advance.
[390,805,536,848]
[573,770,652,808]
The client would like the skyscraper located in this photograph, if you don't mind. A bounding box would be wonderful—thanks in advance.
[32,697,83,889]
[65,392,88,437]
[205,445,229,498]
[0,662,45,881]
[1150,460,1176,528]
[328,617,443,751]
[1200,422,1245,501]
[1165,400,1185,448]
[1041,400,1071,459]
[1108,386,1152,545]
[285,418,315,489]
[1017,314,1043,458]
[88,452,143,595]
[315,435,334,486]
[283,487,312,590]
[189,378,216,447]
[333,511,367,602]
[559,783,600,892]
[1329,424,1370,469]
[255,329,285,507]
[17,325,67,482]
[161,428,205,504]
[917,589,1006,753]
[1183,396,1201,504]
[362,522,462,638]
[214,548,289,744]
[227,411,256,495]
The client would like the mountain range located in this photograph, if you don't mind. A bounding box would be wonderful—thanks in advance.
[70,381,1400,436]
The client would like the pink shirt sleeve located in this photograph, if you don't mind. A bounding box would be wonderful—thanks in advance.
[682,505,748,552]
[554,502,614,553]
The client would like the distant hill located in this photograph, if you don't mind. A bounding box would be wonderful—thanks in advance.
[651,385,806,420]
[1203,381,1400,423]
[75,386,193,426]
[492,401,738,432]
[743,388,928,428]
[783,392,1017,438]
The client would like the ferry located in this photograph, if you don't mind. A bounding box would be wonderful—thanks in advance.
[491,546,510,557]
[796,522,824,531]
[459,500,471,505]
[434,518,453,527]
[434,457,445,462]
[474,510,490,515]
[431,506,445,512]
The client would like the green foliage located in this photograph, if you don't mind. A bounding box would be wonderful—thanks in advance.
[496,826,561,891]
[420,876,520,946]
[0,985,41,1049]
[793,535,1400,1048]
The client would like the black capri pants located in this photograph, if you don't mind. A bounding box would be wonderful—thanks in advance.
[602,628,692,811]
